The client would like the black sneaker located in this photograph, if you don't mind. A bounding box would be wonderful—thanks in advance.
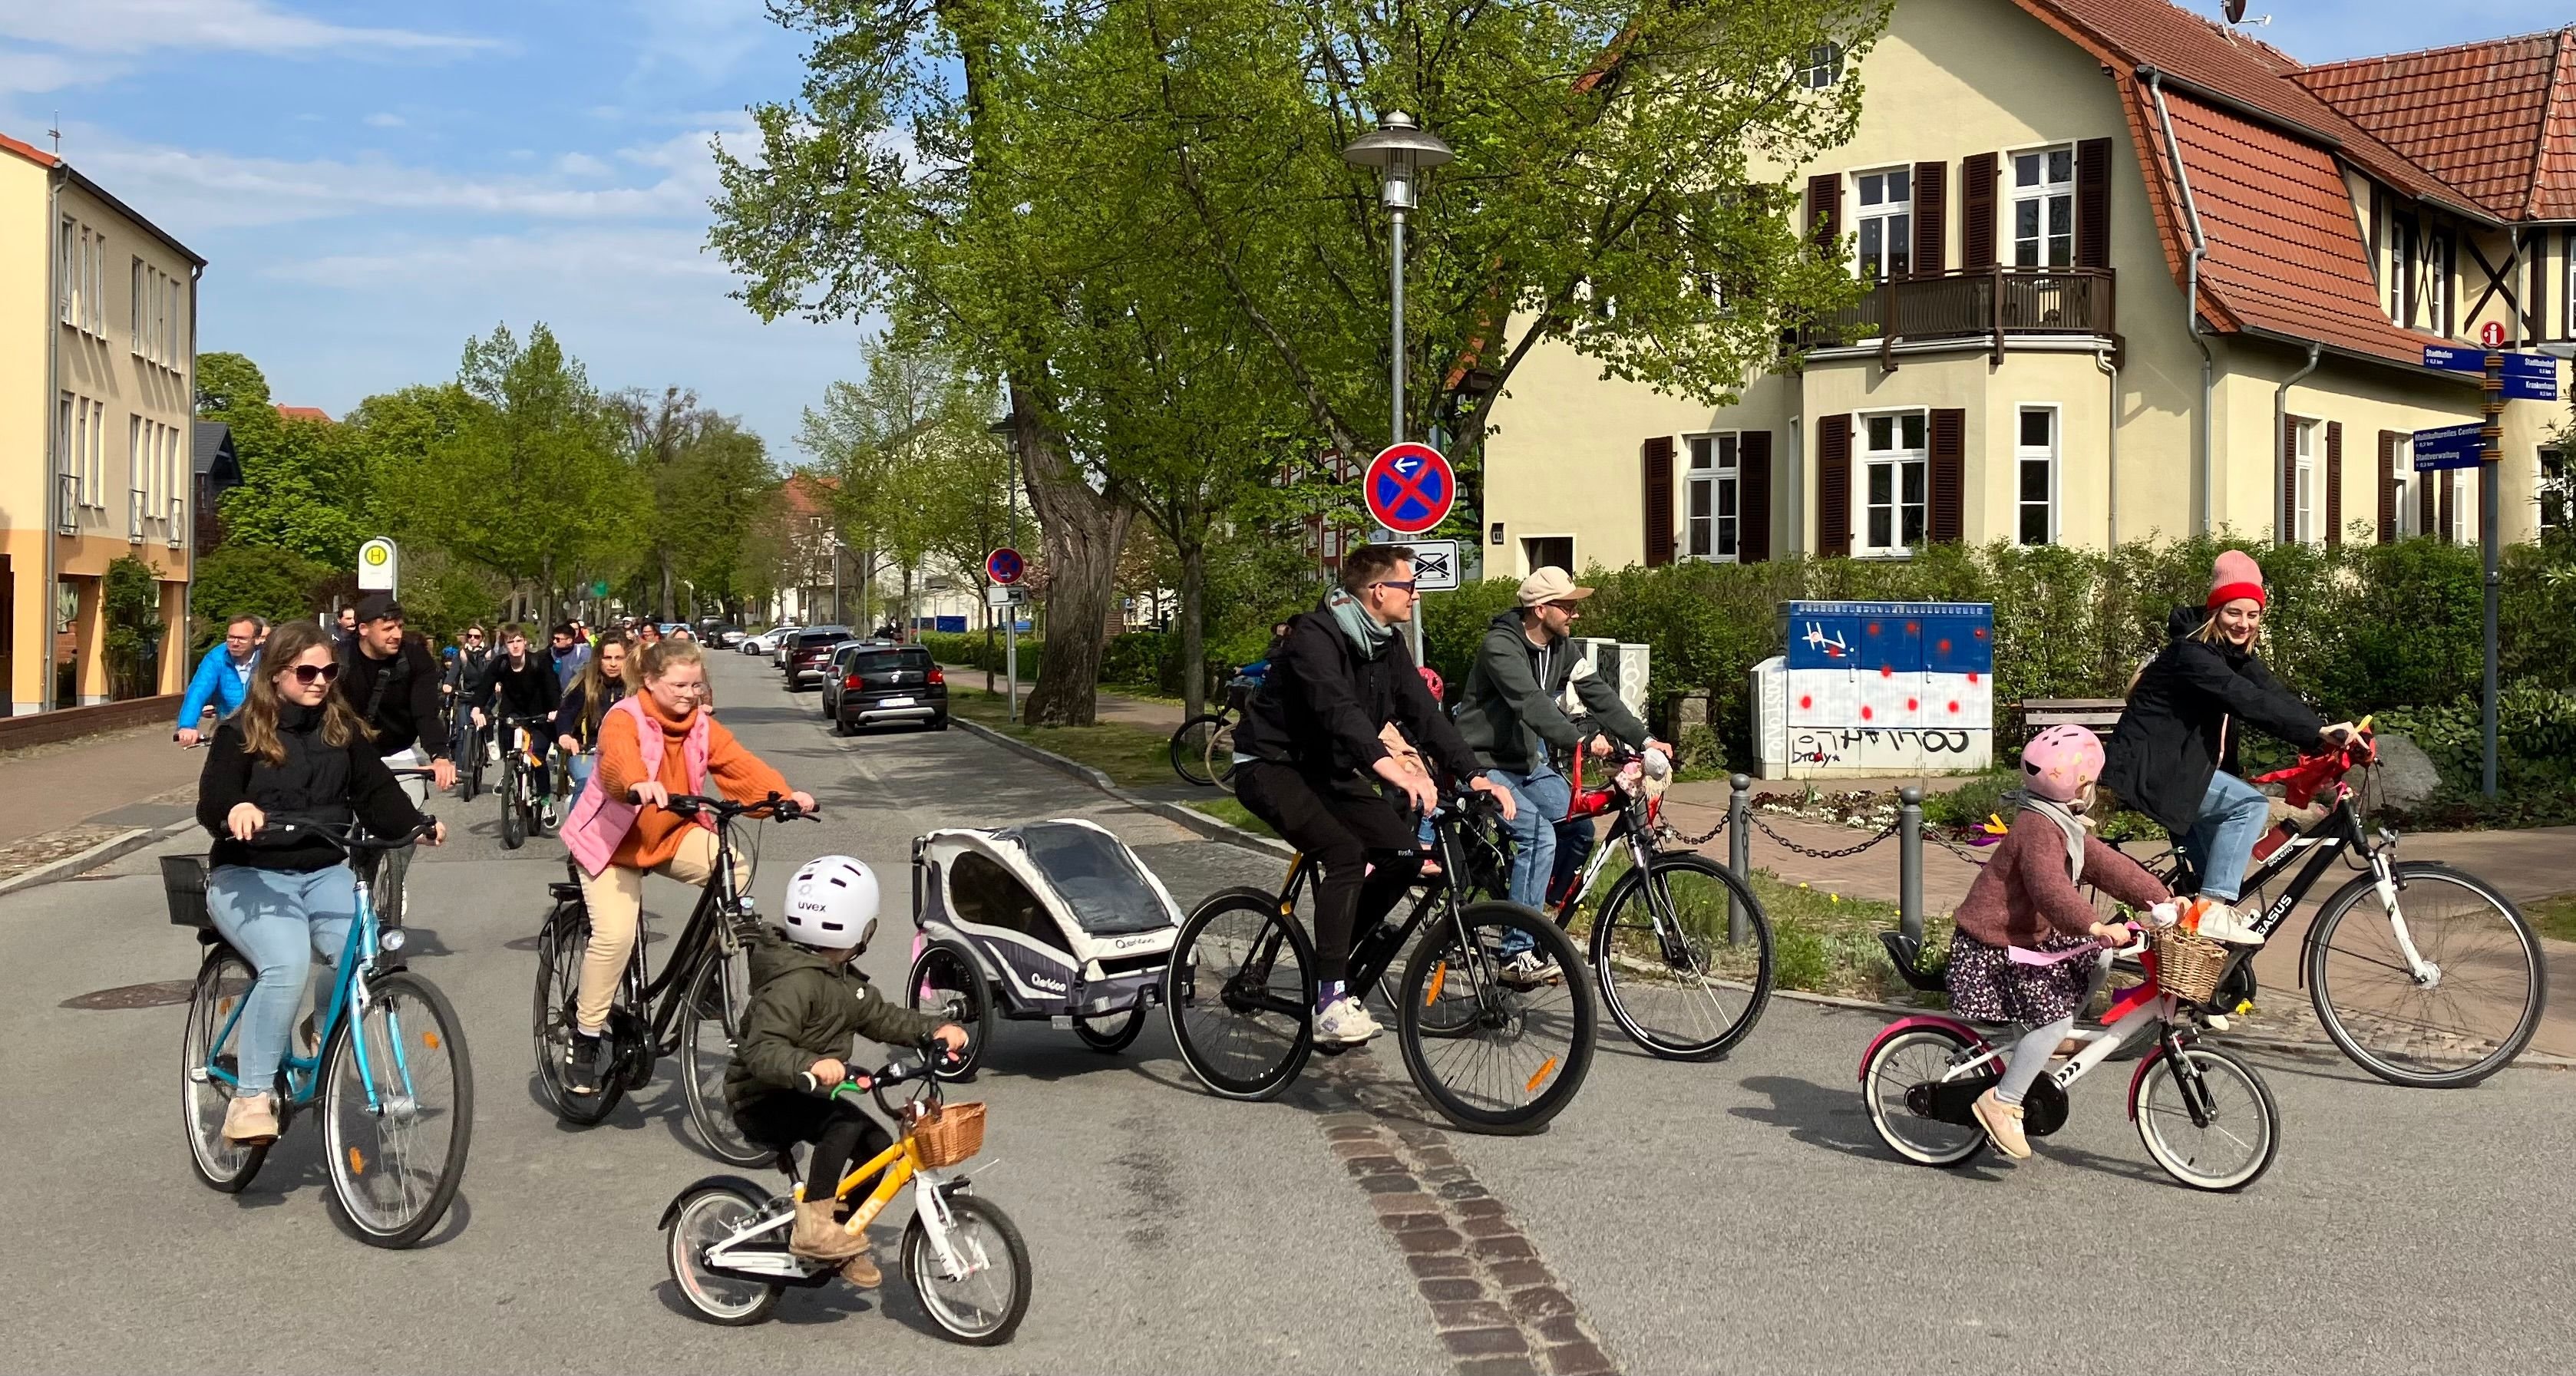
[567,1031,603,1096]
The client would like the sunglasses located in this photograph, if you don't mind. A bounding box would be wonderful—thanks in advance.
[285,662,342,686]
[1374,579,1419,594]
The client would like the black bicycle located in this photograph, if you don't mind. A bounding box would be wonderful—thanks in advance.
[493,714,551,850]
[530,793,815,1164]
[1164,785,1595,1134]
[1167,672,1257,790]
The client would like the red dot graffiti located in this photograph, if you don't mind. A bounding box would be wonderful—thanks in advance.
[1907,698,1918,711]
[1967,671,1980,684]
[1798,695,1813,710]
[1947,701,1960,714]
[1861,705,1874,721]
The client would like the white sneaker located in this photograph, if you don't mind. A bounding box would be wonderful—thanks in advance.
[1314,996,1381,1046]
[1499,950,1562,988]
[2191,901,2267,946]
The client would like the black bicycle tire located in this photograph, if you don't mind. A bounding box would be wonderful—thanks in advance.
[533,904,623,1124]
[665,1181,784,1325]
[323,971,474,1248]
[679,955,771,1166]
[499,757,526,850]
[1206,721,1239,794]
[902,1194,1032,1345]
[1396,901,1595,1135]
[1169,714,1227,787]
[2304,861,2546,1089]
[180,946,271,1193]
[1588,853,1775,1061]
[2132,1044,2279,1191]
[907,940,997,1081]
[1164,886,1314,1102]
[1860,1025,1989,1168]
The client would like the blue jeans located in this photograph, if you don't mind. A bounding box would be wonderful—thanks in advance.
[2178,771,2270,902]
[1488,764,1570,954]
[206,865,357,1097]
[565,750,596,807]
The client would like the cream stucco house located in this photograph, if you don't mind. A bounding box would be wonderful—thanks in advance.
[2,130,201,713]
[1483,0,2574,577]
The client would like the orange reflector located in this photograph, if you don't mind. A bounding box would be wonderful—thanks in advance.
[346,1147,366,1175]
[1425,962,1447,1006]
[219,999,234,1015]
[1525,1057,1559,1094]
[424,1031,440,1051]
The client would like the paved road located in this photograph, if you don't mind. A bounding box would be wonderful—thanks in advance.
[5,652,2568,1374]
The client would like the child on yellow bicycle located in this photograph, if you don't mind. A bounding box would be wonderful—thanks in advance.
[725,854,968,1285]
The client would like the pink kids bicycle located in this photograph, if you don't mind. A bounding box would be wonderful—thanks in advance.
[1858,926,2280,1191]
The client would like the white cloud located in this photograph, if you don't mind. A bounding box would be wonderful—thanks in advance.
[555,152,615,178]
[362,112,405,128]
[0,0,496,57]
[0,48,108,96]
[626,0,768,87]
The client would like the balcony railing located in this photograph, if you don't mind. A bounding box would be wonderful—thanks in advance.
[1795,266,2115,365]
[56,473,78,536]
[168,497,185,549]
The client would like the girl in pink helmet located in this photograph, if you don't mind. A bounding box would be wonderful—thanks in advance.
[1943,724,2174,1162]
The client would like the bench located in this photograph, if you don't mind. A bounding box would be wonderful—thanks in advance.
[2020,698,2125,738]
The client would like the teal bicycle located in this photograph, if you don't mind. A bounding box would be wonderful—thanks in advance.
[175,813,474,1248]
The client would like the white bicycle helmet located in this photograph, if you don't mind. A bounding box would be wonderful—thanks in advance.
[779,855,880,952]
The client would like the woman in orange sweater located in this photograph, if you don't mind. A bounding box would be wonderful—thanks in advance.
[558,637,815,1097]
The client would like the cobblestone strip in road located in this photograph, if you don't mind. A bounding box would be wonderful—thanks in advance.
[1300,1061,1618,1376]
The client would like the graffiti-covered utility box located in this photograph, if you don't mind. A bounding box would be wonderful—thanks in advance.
[1752,601,1994,778]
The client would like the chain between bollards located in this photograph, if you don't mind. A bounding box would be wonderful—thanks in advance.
[1898,785,1924,945]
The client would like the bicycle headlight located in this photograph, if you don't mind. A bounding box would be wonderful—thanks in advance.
[379,928,408,955]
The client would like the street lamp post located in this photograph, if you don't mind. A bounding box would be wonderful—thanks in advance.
[1344,111,1453,664]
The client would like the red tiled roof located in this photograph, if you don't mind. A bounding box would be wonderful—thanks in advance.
[273,404,332,422]
[0,129,59,169]
[2296,29,2576,222]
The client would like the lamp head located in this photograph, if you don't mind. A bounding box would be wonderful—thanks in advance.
[1341,111,1453,211]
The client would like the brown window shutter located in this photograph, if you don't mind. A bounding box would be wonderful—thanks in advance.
[2436,470,2453,542]
[1911,161,1946,276]
[2323,421,2343,547]
[1643,436,1676,567]
[1928,408,1967,544]
[1817,415,1853,558]
[1806,173,1842,252]
[2377,431,2400,543]
[1960,153,1998,270]
[2280,414,2298,543]
[1739,431,1773,564]
[2421,465,2439,538]
[2076,137,2112,270]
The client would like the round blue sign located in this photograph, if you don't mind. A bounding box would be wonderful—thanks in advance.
[1364,443,1455,536]
[986,547,1025,585]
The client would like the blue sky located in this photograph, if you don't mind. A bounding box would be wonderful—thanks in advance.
[0,0,2566,451]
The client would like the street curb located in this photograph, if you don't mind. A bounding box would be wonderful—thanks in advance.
[0,820,187,897]
[950,717,1294,858]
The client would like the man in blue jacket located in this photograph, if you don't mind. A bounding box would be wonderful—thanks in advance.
[175,615,263,747]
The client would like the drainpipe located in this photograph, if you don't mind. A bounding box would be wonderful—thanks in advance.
[182,261,203,690]
[2145,70,2215,536]
[2096,347,2119,551]
[41,165,65,714]
[2272,341,2322,544]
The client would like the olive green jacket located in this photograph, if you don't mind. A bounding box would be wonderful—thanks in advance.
[723,927,946,1111]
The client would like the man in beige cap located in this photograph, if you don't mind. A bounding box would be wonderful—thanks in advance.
[1455,567,1666,981]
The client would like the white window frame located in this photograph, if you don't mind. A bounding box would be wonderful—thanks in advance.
[58,218,75,325]
[1860,409,1929,556]
[130,257,144,355]
[1853,167,1912,284]
[2540,448,2568,534]
[1519,534,1576,578]
[88,399,106,507]
[2009,146,2076,269]
[2291,418,2318,546]
[1798,42,1844,90]
[2444,470,2470,543]
[2393,434,2416,537]
[1684,432,1740,563]
[2014,404,2059,546]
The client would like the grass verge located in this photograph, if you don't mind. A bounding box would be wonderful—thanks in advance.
[2532,893,2576,945]
[1184,796,1276,838]
[948,686,1174,790]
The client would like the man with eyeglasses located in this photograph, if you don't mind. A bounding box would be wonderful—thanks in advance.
[1456,567,1668,985]
[176,615,264,747]
[1231,543,1517,1048]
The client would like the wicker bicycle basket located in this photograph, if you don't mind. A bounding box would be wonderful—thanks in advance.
[2148,926,2231,1005]
[910,1101,986,1167]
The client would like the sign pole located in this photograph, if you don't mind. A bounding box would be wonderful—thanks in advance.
[2481,351,2502,797]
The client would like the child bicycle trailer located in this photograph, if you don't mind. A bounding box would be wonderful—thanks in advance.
[906,819,1184,1076]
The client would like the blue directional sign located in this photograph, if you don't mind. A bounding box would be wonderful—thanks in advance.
[2503,352,2559,402]
[2411,423,2485,472]
[2422,345,2485,375]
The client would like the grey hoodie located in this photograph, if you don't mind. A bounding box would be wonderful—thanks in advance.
[1454,609,1647,774]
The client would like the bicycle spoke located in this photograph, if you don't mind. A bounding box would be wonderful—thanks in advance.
[2311,869,2541,1085]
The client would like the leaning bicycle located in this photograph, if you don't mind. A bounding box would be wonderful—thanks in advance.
[1164,785,1595,1134]
[1168,669,1258,790]
[531,793,815,1164]
[177,814,474,1247]
[1458,744,1775,1061]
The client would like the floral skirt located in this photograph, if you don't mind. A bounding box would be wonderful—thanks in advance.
[1945,932,2100,1026]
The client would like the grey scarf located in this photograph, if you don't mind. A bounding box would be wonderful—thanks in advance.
[2016,796,2088,888]
[1324,589,1395,657]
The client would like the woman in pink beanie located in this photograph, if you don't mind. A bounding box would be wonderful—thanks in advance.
[2100,549,2356,941]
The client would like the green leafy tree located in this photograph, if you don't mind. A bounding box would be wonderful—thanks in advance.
[199,351,372,566]
[190,544,331,649]
[102,556,168,700]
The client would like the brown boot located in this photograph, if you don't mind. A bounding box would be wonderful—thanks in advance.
[222,1094,280,1145]
[1971,1089,2031,1160]
[838,1251,883,1289]
[788,1199,866,1262]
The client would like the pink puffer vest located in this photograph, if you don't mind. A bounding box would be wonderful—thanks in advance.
[560,695,713,877]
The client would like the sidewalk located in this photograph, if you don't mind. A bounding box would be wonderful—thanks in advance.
[940,665,1189,733]
[0,724,200,848]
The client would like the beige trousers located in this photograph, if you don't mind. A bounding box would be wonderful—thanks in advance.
[575,827,746,1032]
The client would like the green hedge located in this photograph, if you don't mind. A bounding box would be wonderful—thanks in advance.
[916,630,1042,675]
[2376,685,2576,797]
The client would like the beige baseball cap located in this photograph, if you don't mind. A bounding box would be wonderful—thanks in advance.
[1518,567,1593,606]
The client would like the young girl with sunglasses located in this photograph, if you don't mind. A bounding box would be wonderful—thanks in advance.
[194,619,448,1145]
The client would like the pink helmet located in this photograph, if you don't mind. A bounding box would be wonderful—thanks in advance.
[2020,724,2104,803]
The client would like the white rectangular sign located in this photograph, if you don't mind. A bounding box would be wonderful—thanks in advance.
[983,584,1029,608]
[1402,539,1461,592]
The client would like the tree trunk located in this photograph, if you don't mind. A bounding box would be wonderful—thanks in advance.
[1011,382,1129,726]
[659,554,675,623]
[1177,538,1207,718]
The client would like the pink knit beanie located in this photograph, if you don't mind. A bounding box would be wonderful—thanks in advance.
[2208,549,2266,610]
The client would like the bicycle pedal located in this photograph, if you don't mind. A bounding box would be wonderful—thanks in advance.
[1049,1015,1073,1030]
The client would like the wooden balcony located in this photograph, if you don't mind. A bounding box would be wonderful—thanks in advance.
[1795,266,2116,366]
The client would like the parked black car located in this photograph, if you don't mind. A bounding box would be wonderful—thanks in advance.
[824,645,947,733]
[782,628,852,688]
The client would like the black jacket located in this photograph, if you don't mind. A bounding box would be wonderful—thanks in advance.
[2102,607,2329,836]
[196,704,428,872]
[474,655,561,725]
[1235,606,1484,784]
[553,679,627,750]
[335,635,451,761]
[724,929,945,1112]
